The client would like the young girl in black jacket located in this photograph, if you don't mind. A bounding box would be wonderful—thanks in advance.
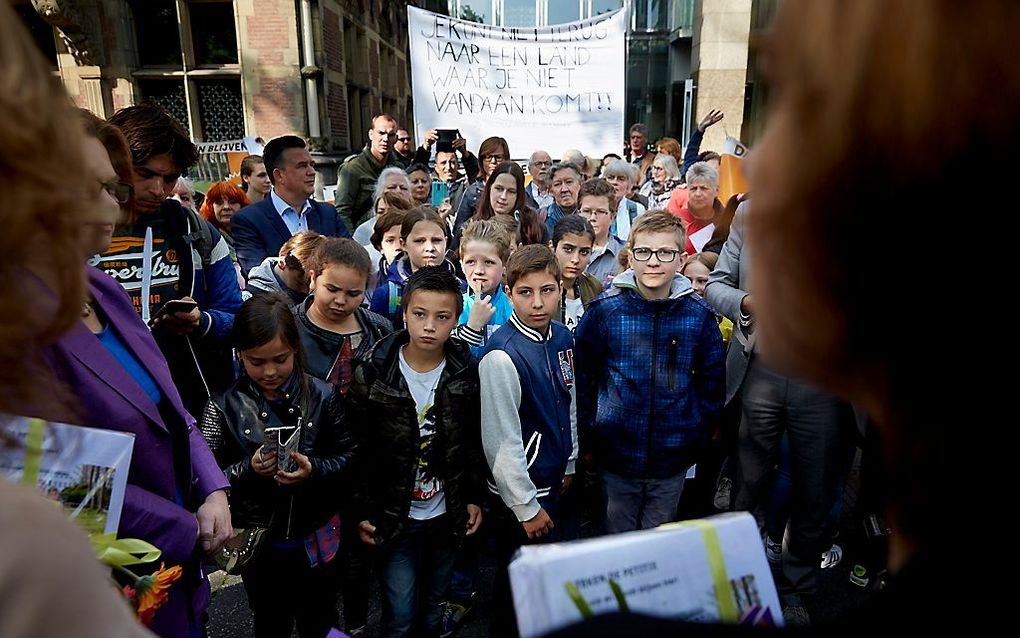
[200,293,355,638]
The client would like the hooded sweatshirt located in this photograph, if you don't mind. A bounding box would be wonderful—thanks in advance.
[573,270,726,480]
[245,257,306,305]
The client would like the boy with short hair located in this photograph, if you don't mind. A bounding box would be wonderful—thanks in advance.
[452,219,515,358]
[577,178,625,285]
[479,244,578,638]
[350,266,484,638]
[574,211,725,534]
[551,215,603,332]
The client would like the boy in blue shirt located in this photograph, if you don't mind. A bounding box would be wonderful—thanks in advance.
[575,211,725,534]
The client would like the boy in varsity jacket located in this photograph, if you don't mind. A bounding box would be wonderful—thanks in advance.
[479,244,578,638]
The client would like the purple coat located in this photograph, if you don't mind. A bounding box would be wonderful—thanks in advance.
[38,267,229,637]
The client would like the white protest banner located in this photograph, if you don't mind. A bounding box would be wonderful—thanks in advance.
[407,6,626,160]
[194,136,264,185]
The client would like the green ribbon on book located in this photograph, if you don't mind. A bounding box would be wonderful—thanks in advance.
[91,534,162,568]
[21,418,46,488]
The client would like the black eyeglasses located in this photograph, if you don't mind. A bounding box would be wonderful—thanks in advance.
[631,247,680,262]
[100,180,133,204]
[397,137,411,143]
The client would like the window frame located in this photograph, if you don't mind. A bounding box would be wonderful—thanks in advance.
[131,0,245,142]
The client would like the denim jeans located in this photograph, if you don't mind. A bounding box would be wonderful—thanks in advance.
[601,469,687,533]
[379,515,457,638]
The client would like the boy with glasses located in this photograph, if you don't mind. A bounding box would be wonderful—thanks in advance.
[577,178,625,286]
[574,211,725,533]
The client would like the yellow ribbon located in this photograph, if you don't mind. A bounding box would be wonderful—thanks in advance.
[685,519,739,622]
[90,534,162,568]
[21,418,46,488]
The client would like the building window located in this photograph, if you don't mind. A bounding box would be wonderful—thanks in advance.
[197,80,245,141]
[15,4,59,66]
[136,79,190,127]
[448,1,623,26]
[133,1,183,66]
[547,0,581,25]
[592,0,624,17]
[130,0,244,142]
[190,2,239,65]
[500,0,537,27]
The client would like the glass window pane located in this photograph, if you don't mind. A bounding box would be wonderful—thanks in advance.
[190,2,239,65]
[592,0,623,17]
[651,0,669,30]
[458,2,490,24]
[196,79,245,141]
[502,0,536,27]
[138,80,190,132]
[548,1,580,24]
[131,0,183,67]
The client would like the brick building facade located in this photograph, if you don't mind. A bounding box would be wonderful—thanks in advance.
[14,0,445,190]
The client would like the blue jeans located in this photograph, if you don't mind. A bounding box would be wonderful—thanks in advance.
[379,515,457,638]
[602,469,686,533]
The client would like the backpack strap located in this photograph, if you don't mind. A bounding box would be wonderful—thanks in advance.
[183,206,214,269]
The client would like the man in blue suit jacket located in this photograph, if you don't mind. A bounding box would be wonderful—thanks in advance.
[232,135,350,277]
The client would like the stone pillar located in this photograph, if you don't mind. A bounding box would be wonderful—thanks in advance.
[691,0,752,150]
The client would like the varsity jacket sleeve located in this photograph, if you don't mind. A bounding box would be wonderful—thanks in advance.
[451,323,485,349]
[572,304,605,450]
[194,226,243,342]
[704,203,748,324]
[478,350,541,522]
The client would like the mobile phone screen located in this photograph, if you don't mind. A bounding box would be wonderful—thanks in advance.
[431,181,450,208]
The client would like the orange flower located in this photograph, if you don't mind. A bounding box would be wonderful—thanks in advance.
[134,563,182,625]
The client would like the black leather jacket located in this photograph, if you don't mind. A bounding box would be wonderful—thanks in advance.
[200,373,355,538]
[293,299,393,386]
[348,331,485,545]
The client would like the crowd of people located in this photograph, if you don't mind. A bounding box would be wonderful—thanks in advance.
[0,1,1003,637]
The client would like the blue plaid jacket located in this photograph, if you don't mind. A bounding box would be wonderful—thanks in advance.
[574,271,726,479]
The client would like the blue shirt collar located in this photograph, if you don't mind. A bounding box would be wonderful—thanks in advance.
[270,190,312,217]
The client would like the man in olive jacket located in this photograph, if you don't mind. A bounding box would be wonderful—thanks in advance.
[335,113,402,233]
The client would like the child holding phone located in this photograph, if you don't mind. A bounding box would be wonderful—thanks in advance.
[199,293,356,638]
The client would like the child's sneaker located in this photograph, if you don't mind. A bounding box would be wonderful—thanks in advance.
[765,535,783,564]
[820,543,843,569]
[440,595,474,637]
